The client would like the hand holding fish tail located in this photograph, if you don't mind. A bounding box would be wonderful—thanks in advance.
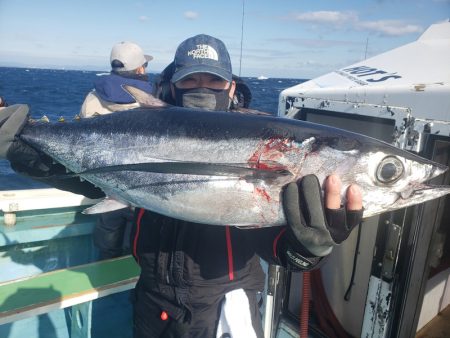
[280,174,363,270]
[0,104,104,198]
[0,104,30,158]
[0,104,52,175]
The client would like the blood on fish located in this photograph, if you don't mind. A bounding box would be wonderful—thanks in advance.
[255,187,271,202]
[248,137,293,170]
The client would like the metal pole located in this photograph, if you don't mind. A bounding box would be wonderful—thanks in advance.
[238,0,245,77]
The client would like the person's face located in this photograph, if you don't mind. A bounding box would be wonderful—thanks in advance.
[135,62,148,75]
[173,73,236,99]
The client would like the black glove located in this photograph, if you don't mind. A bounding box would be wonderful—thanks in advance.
[281,174,363,270]
[0,104,105,198]
[0,104,55,176]
[0,104,30,157]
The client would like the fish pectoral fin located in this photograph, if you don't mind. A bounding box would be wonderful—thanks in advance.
[79,162,293,180]
[82,198,130,215]
[122,85,169,108]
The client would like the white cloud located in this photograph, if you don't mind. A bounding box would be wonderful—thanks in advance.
[356,20,423,36]
[293,11,358,25]
[184,11,199,20]
[139,16,149,22]
[291,11,423,36]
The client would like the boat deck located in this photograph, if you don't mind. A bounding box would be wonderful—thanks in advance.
[416,305,450,338]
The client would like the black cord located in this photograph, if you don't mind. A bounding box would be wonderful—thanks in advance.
[344,223,362,301]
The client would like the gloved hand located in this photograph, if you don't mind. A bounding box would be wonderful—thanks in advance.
[281,174,363,270]
[0,104,29,158]
[0,104,53,176]
[0,104,105,198]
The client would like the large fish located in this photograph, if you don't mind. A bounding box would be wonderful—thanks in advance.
[13,90,450,227]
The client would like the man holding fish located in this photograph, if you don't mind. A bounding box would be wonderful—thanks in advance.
[0,34,364,337]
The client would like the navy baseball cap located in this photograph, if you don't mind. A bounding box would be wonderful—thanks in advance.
[171,34,233,83]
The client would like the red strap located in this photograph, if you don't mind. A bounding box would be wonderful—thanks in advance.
[133,208,146,264]
[273,228,287,258]
[225,226,234,281]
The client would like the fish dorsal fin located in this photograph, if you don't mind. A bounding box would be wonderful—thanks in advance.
[122,85,169,108]
[79,161,292,180]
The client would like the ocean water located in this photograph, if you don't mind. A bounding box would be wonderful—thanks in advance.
[0,66,306,189]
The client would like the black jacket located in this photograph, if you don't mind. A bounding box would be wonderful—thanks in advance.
[127,71,288,327]
[131,207,285,321]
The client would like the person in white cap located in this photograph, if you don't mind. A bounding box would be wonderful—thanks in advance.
[80,41,153,117]
[80,42,153,260]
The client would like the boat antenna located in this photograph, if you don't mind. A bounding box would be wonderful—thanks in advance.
[364,37,369,60]
[238,0,245,77]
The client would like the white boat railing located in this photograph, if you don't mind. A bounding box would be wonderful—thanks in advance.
[0,188,100,226]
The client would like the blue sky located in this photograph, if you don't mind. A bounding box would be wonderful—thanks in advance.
[0,0,449,79]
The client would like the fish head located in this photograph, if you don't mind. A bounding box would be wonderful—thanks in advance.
[356,149,449,218]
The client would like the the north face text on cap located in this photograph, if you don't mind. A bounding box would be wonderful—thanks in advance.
[187,44,219,61]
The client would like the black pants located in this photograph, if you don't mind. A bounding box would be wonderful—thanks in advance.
[93,209,132,259]
[132,287,264,338]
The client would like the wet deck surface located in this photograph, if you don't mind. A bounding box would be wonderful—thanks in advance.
[416,305,450,338]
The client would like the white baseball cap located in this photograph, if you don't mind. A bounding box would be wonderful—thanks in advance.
[110,41,153,71]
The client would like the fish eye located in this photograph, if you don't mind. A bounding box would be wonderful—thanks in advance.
[376,156,404,184]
